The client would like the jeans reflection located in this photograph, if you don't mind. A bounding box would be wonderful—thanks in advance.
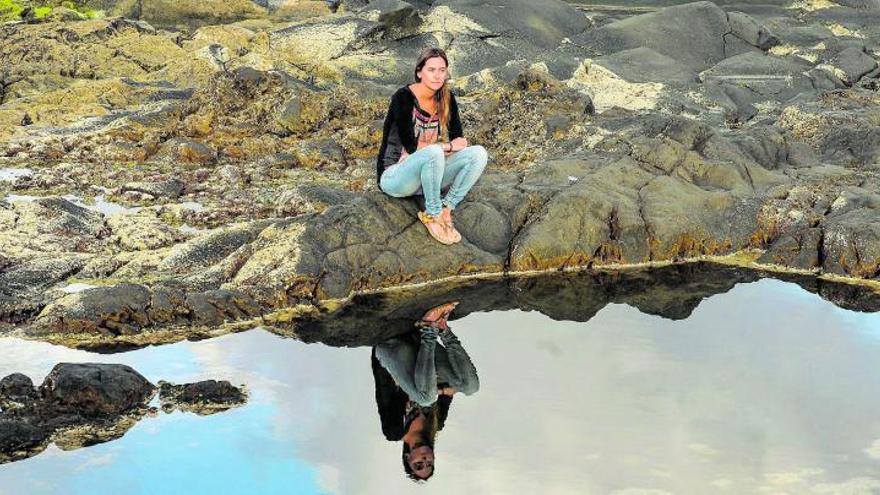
[371,301,480,481]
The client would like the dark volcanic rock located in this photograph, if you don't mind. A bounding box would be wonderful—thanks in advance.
[40,363,156,417]
[0,420,49,462]
[0,373,38,409]
[727,11,779,51]
[701,52,815,104]
[596,47,699,84]
[437,0,588,50]
[120,179,186,200]
[366,0,421,32]
[574,1,761,72]
[159,380,247,415]
[829,47,879,85]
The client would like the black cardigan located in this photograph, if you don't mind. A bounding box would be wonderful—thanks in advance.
[375,86,464,186]
[372,347,452,441]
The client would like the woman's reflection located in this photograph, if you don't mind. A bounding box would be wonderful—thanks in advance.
[371,301,480,481]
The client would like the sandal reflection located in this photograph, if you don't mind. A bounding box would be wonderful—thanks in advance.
[371,301,480,481]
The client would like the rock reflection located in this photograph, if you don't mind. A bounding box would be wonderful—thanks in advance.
[0,363,247,464]
[372,302,479,481]
[287,262,880,348]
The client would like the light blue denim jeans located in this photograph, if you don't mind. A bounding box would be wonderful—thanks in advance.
[379,144,488,217]
[375,327,480,407]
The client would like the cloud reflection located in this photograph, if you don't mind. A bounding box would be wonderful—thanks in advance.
[0,279,879,494]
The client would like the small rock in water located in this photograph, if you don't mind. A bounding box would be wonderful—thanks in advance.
[0,373,38,410]
[158,380,247,415]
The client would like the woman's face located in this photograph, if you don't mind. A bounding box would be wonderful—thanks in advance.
[416,56,448,92]
[407,445,435,479]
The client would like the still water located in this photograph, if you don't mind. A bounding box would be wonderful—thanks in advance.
[1,275,880,494]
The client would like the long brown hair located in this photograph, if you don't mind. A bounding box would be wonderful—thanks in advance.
[413,47,452,140]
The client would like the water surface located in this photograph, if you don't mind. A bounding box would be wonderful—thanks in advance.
[1,276,879,494]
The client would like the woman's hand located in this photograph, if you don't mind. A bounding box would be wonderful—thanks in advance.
[438,386,457,396]
[450,137,468,152]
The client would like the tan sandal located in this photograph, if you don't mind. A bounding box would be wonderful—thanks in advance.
[440,207,462,243]
[418,211,455,245]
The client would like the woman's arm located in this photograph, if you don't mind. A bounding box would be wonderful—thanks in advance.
[392,90,418,155]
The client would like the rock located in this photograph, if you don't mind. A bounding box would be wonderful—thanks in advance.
[40,363,156,417]
[274,184,358,216]
[758,227,822,269]
[158,138,216,164]
[120,179,185,200]
[0,256,88,297]
[828,47,878,85]
[575,1,756,72]
[2,0,880,348]
[701,52,815,107]
[822,207,880,278]
[0,420,48,463]
[366,0,421,32]
[108,0,268,28]
[0,197,109,259]
[595,47,699,84]
[727,11,779,51]
[107,211,186,251]
[160,222,269,272]
[436,0,587,50]
[834,0,880,8]
[158,380,247,415]
[0,373,38,409]
[34,284,153,336]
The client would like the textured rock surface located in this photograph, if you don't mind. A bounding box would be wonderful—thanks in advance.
[1,0,879,347]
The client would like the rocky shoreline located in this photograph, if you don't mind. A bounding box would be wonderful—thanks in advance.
[1,0,879,348]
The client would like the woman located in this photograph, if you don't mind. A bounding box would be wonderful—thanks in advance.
[376,47,489,245]
[372,301,480,481]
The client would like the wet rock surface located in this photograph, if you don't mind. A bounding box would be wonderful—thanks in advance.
[0,363,247,464]
[1,0,879,346]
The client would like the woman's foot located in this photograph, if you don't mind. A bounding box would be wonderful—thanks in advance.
[440,206,462,243]
[418,301,459,330]
[418,211,455,244]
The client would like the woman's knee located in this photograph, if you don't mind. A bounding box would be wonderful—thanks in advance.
[462,145,487,174]
[425,143,445,162]
[470,145,488,165]
[458,145,487,165]
[458,378,480,396]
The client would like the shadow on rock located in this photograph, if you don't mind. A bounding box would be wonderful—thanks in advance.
[0,363,247,464]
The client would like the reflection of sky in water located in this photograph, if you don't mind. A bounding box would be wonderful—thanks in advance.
[1,278,879,494]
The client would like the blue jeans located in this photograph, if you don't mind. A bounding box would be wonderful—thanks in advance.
[379,144,488,217]
[375,328,480,407]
